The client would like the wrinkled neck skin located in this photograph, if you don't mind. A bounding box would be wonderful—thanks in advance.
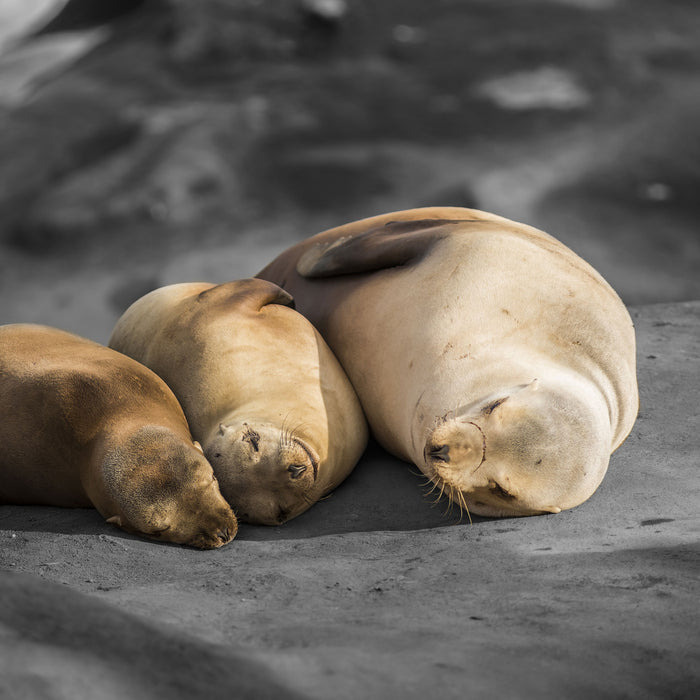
[409,359,614,517]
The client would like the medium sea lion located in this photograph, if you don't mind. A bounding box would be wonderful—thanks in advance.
[257,207,639,518]
[109,278,368,525]
[0,323,237,548]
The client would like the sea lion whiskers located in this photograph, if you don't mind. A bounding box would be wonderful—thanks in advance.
[278,412,295,449]
[278,418,310,449]
[443,484,457,517]
[444,484,466,522]
[422,476,443,505]
[427,475,453,513]
[415,471,436,494]
[424,481,440,500]
[421,470,473,524]
[420,478,439,505]
[434,477,448,505]
[455,487,473,525]
[445,483,460,518]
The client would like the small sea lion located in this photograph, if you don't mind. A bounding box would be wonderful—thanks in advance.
[0,323,237,548]
[109,279,367,525]
[257,207,639,518]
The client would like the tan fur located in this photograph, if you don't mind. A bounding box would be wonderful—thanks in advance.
[257,207,639,517]
[109,279,368,525]
[0,324,237,548]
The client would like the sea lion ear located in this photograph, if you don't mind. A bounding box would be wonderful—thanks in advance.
[296,218,472,278]
[197,279,295,311]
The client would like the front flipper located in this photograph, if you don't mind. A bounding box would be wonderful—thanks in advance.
[196,278,295,312]
[296,219,474,278]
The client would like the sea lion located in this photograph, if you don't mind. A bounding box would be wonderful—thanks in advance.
[257,207,639,518]
[0,323,237,548]
[109,278,367,525]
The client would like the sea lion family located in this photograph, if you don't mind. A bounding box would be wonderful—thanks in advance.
[1,207,638,542]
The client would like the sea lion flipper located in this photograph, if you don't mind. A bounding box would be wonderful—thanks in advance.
[297,219,471,278]
[197,279,295,312]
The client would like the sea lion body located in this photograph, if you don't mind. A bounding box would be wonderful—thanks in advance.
[0,324,237,547]
[257,207,639,517]
[109,279,367,525]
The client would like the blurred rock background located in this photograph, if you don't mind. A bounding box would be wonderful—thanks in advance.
[1,0,699,342]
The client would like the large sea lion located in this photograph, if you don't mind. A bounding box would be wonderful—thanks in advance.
[109,278,368,525]
[0,324,237,548]
[257,207,639,518]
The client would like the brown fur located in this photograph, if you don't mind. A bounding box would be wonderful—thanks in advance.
[0,324,237,547]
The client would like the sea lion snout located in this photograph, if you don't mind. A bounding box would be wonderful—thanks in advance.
[420,391,557,516]
[188,515,238,549]
[141,491,238,549]
[424,419,485,482]
[426,443,451,463]
[422,380,612,517]
[159,519,237,550]
[107,501,238,549]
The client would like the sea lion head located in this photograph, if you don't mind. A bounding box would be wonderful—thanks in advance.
[99,427,238,548]
[421,378,611,517]
[204,421,322,525]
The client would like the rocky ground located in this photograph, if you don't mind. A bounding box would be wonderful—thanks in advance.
[1,300,699,699]
[0,1,699,698]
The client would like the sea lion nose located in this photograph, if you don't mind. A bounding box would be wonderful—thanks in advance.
[427,444,450,463]
[287,464,307,478]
